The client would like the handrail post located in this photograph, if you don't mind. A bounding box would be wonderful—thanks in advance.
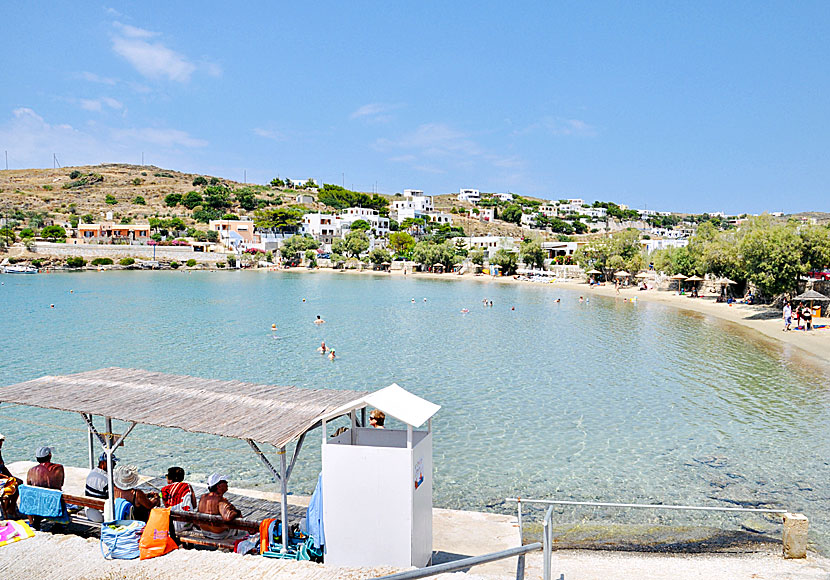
[543,505,553,580]
[517,497,523,542]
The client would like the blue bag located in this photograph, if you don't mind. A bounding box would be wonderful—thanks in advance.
[100,519,145,560]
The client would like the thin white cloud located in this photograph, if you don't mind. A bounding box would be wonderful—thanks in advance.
[253,127,286,141]
[0,108,207,169]
[516,116,597,137]
[112,127,207,148]
[350,103,400,122]
[79,71,118,85]
[110,21,220,83]
[80,97,124,112]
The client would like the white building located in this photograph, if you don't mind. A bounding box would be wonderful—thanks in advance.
[583,207,607,219]
[288,178,317,190]
[493,192,514,202]
[541,241,583,258]
[424,211,453,225]
[539,204,559,218]
[468,208,495,222]
[463,235,520,259]
[641,238,689,254]
[340,207,390,236]
[402,189,424,197]
[302,213,342,247]
[392,193,434,222]
[520,213,538,228]
[557,202,585,214]
[296,193,315,204]
[457,189,480,203]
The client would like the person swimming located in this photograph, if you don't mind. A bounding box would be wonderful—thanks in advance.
[318,341,327,353]
[461,308,469,313]
[314,315,325,324]
[328,350,336,360]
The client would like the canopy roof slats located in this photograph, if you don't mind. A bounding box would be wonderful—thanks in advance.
[0,368,367,448]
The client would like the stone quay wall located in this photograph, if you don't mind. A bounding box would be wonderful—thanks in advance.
[27,242,227,263]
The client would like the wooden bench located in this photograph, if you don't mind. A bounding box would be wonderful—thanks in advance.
[62,493,262,550]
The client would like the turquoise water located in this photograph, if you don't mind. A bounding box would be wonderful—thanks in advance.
[2,271,830,549]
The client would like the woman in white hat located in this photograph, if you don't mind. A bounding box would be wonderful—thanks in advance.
[114,464,159,522]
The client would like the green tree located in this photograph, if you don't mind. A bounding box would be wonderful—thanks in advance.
[470,247,486,266]
[186,259,197,267]
[739,217,805,298]
[520,239,546,270]
[501,204,523,225]
[192,176,208,186]
[19,228,36,239]
[192,207,222,223]
[0,227,15,247]
[132,196,146,205]
[574,229,642,280]
[491,249,518,275]
[369,247,391,265]
[119,257,135,266]
[203,185,232,210]
[280,235,319,260]
[182,191,204,209]
[40,225,67,241]
[164,193,182,207]
[344,230,370,258]
[105,194,117,205]
[66,256,86,268]
[270,177,285,188]
[349,219,371,232]
[69,216,79,228]
[82,214,95,224]
[206,230,219,242]
[234,187,259,211]
[388,231,415,256]
[254,207,304,232]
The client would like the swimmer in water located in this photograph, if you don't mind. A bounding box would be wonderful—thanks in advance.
[318,341,327,353]
[423,298,427,302]
[555,298,561,303]
[328,350,336,360]
[314,315,325,324]
[579,296,584,303]
[411,298,415,303]
[461,308,469,313]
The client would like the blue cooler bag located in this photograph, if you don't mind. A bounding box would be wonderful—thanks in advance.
[101,519,145,559]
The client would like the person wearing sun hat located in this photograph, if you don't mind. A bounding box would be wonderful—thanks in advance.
[197,473,243,539]
[113,464,159,522]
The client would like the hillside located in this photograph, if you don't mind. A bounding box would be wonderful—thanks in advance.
[0,164,554,240]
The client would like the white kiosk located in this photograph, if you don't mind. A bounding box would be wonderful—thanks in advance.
[321,384,440,568]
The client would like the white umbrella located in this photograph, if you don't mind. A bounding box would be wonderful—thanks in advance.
[614,270,631,277]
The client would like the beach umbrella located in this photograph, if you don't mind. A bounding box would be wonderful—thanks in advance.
[614,270,630,277]
[635,272,653,279]
[669,273,687,290]
[586,269,602,275]
[793,289,830,315]
[718,278,737,285]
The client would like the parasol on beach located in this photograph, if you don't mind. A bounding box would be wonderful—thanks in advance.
[718,278,737,285]
[635,272,654,279]
[586,269,602,275]
[686,275,704,282]
[793,289,830,315]
[614,270,631,277]
[669,273,687,290]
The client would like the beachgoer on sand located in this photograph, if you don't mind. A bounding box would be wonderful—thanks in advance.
[198,474,244,540]
[26,446,65,529]
[783,301,792,332]
[114,464,160,522]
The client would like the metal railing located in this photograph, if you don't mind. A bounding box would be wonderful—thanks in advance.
[509,497,791,580]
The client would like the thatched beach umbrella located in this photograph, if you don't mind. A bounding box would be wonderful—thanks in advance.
[586,269,602,275]
[614,270,631,277]
[669,273,687,291]
[793,289,830,314]
[635,272,653,279]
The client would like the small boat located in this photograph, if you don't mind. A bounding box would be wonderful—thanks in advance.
[2,264,38,274]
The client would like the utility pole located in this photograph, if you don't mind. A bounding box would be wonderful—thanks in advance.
[244,170,247,184]
[141,152,144,165]
[4,150,7,170]
[342,173,345,188]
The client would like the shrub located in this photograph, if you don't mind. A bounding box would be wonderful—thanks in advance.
[42,185,53,191]
[182,191,203,209]
[63,173,104,189]
[170,261,180,269]
[19,228,36,239]
[186,259,197,267]
[119,257,135,266]
[105,194,117,205]
[192,176,208,186]
[205,230,219,242]
[41,225,67,241]
[91,257,113,266]
[66,256,86,268]
[154,172,174,178]
[132,196,146,205]
[209,177,220,186]
[227,256,236,267]
[31,259,43,268]
[217,262,226,268]
[141,172,148,176]
[164,193,182,207]
[82,214,95,224]
[131,178,143,186]
[69,170,82,179]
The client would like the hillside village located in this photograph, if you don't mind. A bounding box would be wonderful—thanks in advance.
[0,164,824,281]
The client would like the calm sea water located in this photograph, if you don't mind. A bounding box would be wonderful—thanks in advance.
[2,271,830,548]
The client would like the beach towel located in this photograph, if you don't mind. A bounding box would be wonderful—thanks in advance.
[114,498,134,520]
[305,473,325,549]
[0,520,36,547]
[18,485,69,523]
[160,482,194,532]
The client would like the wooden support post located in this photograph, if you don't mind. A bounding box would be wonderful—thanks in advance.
[783,512,809,559]
[280,446,288,554]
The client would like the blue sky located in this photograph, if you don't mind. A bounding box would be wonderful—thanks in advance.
[2,2,828,214]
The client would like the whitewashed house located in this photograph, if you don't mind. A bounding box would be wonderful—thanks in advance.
[457,189,480,203]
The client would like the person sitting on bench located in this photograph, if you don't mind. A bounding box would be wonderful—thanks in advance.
[161,466,196,532]
[197,474,245,540]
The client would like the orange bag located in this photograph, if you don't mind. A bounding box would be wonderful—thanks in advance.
[139,507,179,560]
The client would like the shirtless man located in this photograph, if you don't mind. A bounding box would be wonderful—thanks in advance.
[26,446,65,529]
[197,474,244,539]
[314,315,326,324]
[318,341,327,354]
